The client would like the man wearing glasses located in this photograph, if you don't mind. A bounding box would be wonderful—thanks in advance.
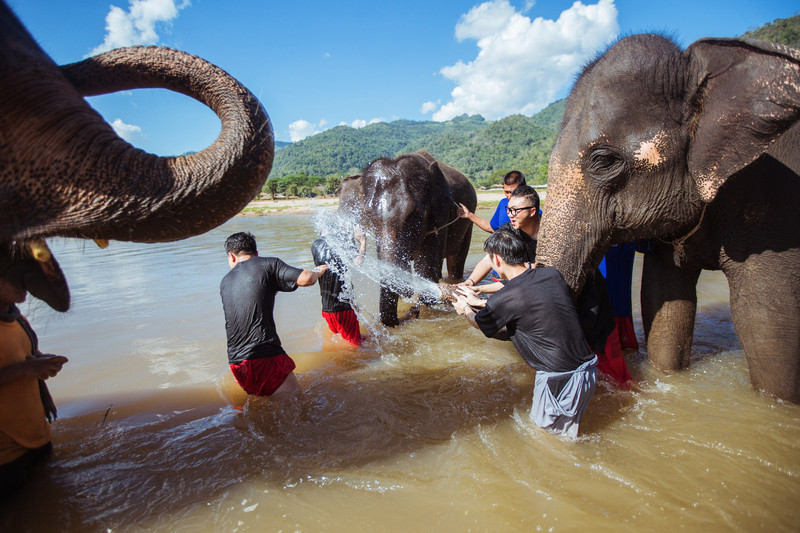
[461,184,540,292]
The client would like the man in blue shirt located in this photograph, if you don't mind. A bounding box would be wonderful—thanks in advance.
[457,170,526,233]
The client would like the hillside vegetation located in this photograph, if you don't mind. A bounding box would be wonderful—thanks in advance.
[268,15,798,194]
[742,14,800,48]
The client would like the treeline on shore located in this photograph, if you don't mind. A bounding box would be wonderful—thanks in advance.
[264,15,799,198]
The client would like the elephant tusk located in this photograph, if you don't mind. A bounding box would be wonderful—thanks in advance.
[27,239,51,262]
[93,239,109,249]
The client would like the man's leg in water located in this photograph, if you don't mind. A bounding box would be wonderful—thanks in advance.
[271,371,300,397]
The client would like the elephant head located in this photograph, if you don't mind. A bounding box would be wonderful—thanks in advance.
[537,34,800,401]
[340,151,475,327]
[0,2,273,311]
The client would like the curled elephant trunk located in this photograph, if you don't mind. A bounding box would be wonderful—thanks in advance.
[0,1,274,311]
[1,2,273,244]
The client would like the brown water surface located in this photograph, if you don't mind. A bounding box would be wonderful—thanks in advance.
[2,211,798,531]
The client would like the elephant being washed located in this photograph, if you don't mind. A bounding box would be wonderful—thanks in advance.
[339,151,476,327]
[536,34,800,402]
[0,1,274,311]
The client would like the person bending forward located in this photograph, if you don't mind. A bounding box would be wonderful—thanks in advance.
[453,229,598,437]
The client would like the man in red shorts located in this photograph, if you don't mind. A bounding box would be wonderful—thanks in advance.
[311,224,366,345]
[220,232,327,397]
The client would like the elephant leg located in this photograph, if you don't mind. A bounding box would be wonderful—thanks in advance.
[641,246,701,370]
[379,285,400,327]
[727,255,800,403]
[445,225,472,281]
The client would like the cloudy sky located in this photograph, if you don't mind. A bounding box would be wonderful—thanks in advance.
[9,0,797,154]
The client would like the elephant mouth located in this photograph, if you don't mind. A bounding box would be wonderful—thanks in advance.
[1,239,70,312]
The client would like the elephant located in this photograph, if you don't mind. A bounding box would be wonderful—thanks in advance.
[0,1,273,311]
[536,34,800,403]
[338,150,476,327]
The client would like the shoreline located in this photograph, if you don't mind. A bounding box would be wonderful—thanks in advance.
[238,189,509,217]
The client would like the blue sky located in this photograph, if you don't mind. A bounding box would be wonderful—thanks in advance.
[9,0,798,156]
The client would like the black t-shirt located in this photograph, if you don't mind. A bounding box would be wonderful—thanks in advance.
[495,223,613,353]
[497,222,537,263]
[311,237,353,313]
[220,256,303,364]
[475,266,594,373]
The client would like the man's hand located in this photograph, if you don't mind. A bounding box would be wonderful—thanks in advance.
[456,286,486,308]
[456,203,472,219]
[26,354,68,380]
[452,297,470,315]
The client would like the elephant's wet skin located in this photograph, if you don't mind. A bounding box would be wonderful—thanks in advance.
[0,1,274,312]
[339,151,477,327]
[537,34,800,402]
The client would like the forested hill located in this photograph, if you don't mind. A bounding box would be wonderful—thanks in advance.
[270,14,799,188]
[271,103,564,186]
[742,14,800,48]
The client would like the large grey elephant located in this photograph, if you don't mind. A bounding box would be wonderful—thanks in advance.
[339,151,476,327]
[536,34,800,403]
[1,1,273,311]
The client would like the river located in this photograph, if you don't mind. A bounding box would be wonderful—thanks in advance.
[2,209,799,532]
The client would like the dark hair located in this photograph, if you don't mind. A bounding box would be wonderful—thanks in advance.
[503,170,526,187]
[225,232,258,255]
[483,228,526,266]
[510,184,540,212]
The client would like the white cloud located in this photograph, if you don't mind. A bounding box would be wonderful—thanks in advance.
[288,119,327,142]
[429,0,619,121]
[110,118,142,142]
[420,100,440,114]
[337,118,386,129]
[89,0,190,56]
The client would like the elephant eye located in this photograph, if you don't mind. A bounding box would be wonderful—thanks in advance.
[586,147,625,179]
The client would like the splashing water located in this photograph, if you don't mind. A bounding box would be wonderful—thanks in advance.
[311,209,446,336]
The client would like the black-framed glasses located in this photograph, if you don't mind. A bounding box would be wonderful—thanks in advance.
[506,205,534,216]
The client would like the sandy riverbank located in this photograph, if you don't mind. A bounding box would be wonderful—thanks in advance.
[238,189,509,216]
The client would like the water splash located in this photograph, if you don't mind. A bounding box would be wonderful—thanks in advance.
[311,209,446,339]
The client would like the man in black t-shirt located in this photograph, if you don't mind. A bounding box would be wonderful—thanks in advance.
[220,232,327,397]
[311,225,366,345]
[452,229,598,437]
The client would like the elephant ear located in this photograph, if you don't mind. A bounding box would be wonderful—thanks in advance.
[685,38,800,203]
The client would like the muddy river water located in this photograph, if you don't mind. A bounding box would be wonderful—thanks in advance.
[2,210,798,531]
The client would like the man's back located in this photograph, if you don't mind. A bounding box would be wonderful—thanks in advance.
[220,256,301,364]
[475,267,593,373]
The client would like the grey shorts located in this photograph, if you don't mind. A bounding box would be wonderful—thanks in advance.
[530,355,598,438]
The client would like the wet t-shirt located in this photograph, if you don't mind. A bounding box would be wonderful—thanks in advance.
[311,237,353,313]
[220,256,303,364]
[474,266,594,373]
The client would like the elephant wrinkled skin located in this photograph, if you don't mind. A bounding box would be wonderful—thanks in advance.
[339,151,476,327]
[536,34,800,402]
[0,1,274,311]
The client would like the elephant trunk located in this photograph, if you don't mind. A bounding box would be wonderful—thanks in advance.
[536,193,601,295]
[1,40,272,244]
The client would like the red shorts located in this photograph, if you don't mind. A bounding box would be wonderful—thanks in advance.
[594,326,633,388]
[615,316,639,351]
[229,354,296,396]
[322,309,362,345]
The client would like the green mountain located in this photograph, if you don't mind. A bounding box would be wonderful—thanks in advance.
[742,14,800,49]
[270,103,563,186]
[269,15,796,188]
